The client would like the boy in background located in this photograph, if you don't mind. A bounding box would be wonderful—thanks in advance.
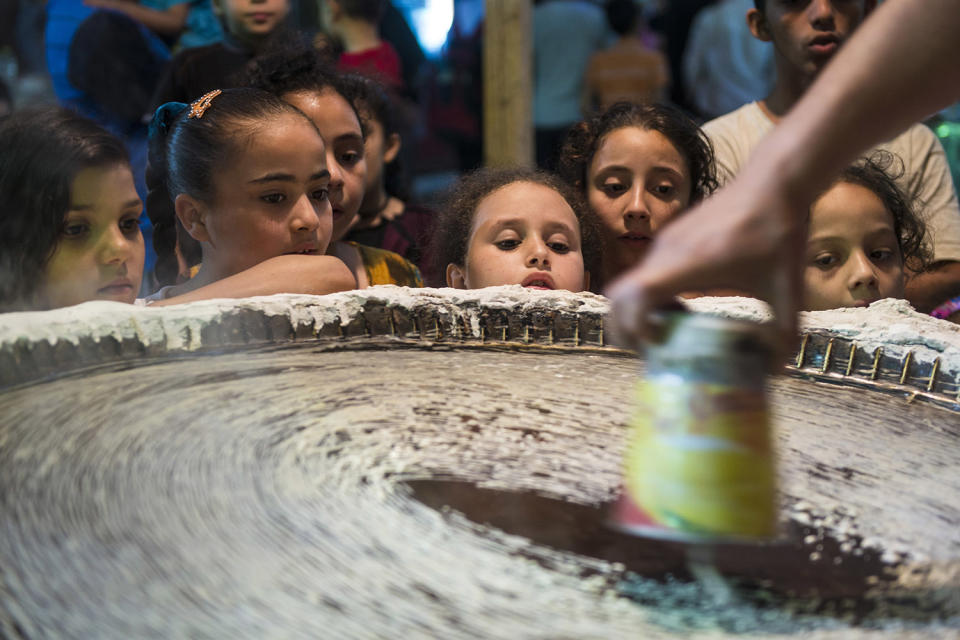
[703,0,960,313]
[152,0,290,105]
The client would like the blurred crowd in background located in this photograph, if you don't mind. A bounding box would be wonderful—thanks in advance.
[0,0,958,197]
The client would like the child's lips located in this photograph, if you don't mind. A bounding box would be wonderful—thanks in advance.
[618,232,651,247]
[98,279,135,298]
[286,242,319,255]
[807,34,839,56]
[521,272,555,290]
[247,12,273,22]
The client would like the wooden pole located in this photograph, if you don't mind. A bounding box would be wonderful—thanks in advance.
[483,0,533,167]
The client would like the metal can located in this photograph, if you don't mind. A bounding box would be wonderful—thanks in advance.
[611,312,777,541]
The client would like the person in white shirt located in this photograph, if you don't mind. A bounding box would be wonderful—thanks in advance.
[702,0,960,313]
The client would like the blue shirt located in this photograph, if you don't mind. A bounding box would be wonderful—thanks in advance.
[533,0,609,127]
[141,0,223,49]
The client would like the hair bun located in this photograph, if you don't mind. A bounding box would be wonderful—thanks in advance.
[149,102,188,140]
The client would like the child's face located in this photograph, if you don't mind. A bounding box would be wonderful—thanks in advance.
[37,164,144,309]
[214,0,290,42]
[359,112,400,210]
[750,0,870,79]
[189,113,332,277]
[448,181,587,292]
[587,126,691,276]
[283,89,366,244]
[804,181,905,311]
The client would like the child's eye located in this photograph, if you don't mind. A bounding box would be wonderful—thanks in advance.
[548,241,570,254]
[813,254,837,268]
[339,150,362,166]
[602,182,626,196]
[652,184,676,197]
[119,217,141,235]
[495,239,520,250]
[871,249,896,262]
[262,193,285,204]
[311,188,329,201]
[62,222,89,237]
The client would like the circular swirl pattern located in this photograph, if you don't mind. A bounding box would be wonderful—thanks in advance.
[1,340,959,637]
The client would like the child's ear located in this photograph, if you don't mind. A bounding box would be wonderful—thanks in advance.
[446,263,467,289]
[383,133,402,164]
[174,194,211,243]
[746,9,771,42]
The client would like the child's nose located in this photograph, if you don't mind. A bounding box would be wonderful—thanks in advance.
[97,226,136,265]
[847,252,879,290]
[526,239,550,266]
[808,0,836,27]
[623,185,649,221]
[291,194,322,232]
[328,156,344,189]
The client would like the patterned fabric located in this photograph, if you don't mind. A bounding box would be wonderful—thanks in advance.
[349,242,423,287]
[931,295,960,320]
[343,204,438,286]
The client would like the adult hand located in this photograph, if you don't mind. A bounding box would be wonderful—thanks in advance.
[606,155,807,354]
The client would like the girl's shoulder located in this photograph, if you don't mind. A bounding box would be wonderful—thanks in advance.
[348,242,423,288]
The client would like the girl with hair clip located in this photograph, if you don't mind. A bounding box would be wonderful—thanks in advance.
[245,43,423,289]
[0,107,144,312]
[558,101,718,290]
[804,151,933,311]
[144,87,356,303]
[341,74,439,285]
[433,166,600,293]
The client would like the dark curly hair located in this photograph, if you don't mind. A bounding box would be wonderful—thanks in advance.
[557,101,718,203]
[827,151,932,274]
[244,40,367,137]
[0,107,129,311]
[433,166,601,288]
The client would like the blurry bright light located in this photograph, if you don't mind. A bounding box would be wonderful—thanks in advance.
[409,0,454,57]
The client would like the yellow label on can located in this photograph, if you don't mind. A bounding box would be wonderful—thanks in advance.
[622,376,777,538]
